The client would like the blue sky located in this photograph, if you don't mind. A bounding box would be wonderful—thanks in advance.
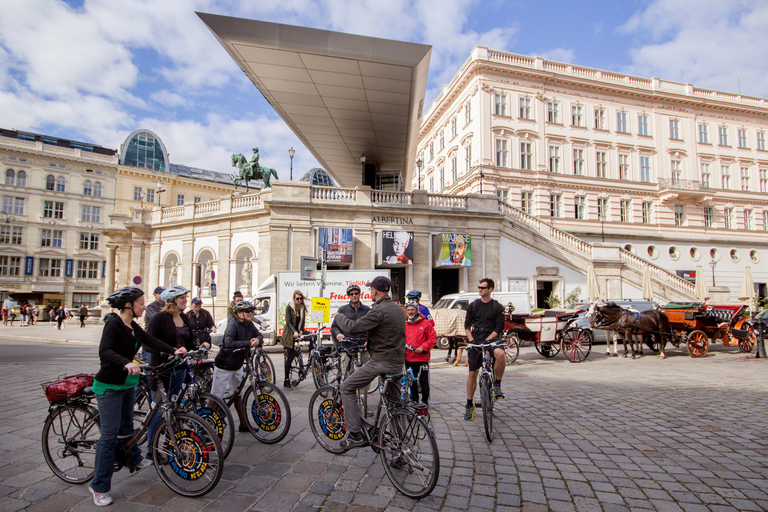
[1,0,766,178]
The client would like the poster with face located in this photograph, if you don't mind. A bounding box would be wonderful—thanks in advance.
[318,228,353,264]
[438,233,471,266]
[381,230,414,266]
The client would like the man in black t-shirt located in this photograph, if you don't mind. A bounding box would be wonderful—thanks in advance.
[463,278,506,421]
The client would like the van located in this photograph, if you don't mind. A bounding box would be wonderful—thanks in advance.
[432,292,532,315]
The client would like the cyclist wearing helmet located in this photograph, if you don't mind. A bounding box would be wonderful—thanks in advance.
[404,301,436,404]
[406,290,433,326]
[212,300,262,432]
[331,284,370,344]
[89,287,186,507]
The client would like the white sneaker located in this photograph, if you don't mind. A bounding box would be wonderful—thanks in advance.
[135,458,153,470]
[89,486,114,507]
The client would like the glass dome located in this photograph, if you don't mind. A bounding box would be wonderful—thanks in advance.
[299,167,337,187]
[120,129,169,172]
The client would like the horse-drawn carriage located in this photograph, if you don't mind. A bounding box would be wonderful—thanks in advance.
[656,303,756,357]
[505,308,592,362]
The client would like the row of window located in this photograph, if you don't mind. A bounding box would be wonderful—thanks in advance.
[2,197,102,222]
[641,246,760,264]
[489,94,768,148]
[534,193,768,230]
[0,226,101,250]
[132,187,196,206]
[4,170,104,196]
[423,100,472,161]
[0,256,102,278]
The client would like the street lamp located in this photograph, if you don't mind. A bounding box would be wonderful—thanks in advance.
[415,158,423,190]
[709,259,717,287]
[156,181,166,205]
[360,153,366,186]
[289,147,295,181]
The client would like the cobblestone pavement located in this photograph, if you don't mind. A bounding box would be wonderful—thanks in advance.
[2,331,768,512]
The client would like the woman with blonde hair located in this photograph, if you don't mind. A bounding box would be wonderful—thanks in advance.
[280,290,307,389]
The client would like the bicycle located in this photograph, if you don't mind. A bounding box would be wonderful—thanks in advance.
[249,345,276,384]
[41,358,224,497]
[308,372,439,499]
[460,340,506,442]
[287,333,337,389]
[222,347,291,444]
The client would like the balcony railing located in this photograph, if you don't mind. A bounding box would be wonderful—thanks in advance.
[658,179,707,191]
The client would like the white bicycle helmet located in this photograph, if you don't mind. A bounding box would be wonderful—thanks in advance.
[160,285,190,303]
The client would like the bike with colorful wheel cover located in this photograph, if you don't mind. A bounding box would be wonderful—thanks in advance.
[308,370,439,499]
[42,356,224,497]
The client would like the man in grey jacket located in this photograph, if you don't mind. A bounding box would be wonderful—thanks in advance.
[332,276,405,448]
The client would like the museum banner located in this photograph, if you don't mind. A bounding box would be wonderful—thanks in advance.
[378,230,414,267]
[318,228,353,264]
[433,233,471,267]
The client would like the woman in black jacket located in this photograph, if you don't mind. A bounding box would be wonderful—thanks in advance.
[89,286,185,507]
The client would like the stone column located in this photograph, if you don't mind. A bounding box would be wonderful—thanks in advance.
[105,245,117,296]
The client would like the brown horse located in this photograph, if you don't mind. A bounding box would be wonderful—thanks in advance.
[588,302,671,358]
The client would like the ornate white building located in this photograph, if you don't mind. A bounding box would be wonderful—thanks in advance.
[415,47,768,303]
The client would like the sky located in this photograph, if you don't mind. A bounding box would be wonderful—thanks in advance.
[1,0,767,179]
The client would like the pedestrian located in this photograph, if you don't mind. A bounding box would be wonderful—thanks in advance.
[31,305,38,325]
[56,306,65,330]
[404,301,436,404]
[1,302,7,326]
[143,286,165,328]
[89,286,185,507]
[227,291,244,324]
[79,304,89,328]
[464,278,506,421]
[20,303,27,327]
[187,297,216,347]
[9,307,17,326]
[279,290,307,389]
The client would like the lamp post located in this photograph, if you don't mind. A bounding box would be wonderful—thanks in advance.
[709,259,717,287]
[360,153,366,186]
[289,147,295,181]
[156,181,166,205]
[415,158,423,190]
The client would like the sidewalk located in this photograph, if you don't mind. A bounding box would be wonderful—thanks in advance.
[0,321,103,344]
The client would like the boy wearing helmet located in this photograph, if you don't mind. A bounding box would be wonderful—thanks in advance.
[404,301,436,404]
[212,300,262,432]
[89,287,186,507]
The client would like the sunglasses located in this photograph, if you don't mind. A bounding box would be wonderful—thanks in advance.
[295,297,304,301]
[478,286,489,290]
[348,292,360,296]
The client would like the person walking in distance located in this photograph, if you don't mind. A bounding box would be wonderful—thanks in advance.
[56,306,65,330]
[280,290,307,389]
[404,301,436,404]
[79,304,89,328]
[464,278,506,421]
[331,276,405,448]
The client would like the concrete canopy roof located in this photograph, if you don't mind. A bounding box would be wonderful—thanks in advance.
[198,12,432,189]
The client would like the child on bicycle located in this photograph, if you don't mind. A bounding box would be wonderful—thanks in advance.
[211,300,262,432]
[404,301,436,404]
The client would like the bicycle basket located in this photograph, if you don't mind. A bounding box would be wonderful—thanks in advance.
[42,374,94,403]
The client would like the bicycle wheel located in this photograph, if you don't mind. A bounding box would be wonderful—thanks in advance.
[317,353,342,387]
[308,386,347,454]
[251,351,276,384]
[193,393,235,459]
[150,412,223,497]
[42,404,100,484]
[480,375,494,442]
[379,409,439,499]
[504,336,519,365]
[241,382,291,444]
[289,349,303,387]
[311,356,326,389]
[133,385,151,426]
[560,327,592,363]
[193,364,215,393]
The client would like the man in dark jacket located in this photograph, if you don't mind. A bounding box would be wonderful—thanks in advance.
[331,284,370,344]
[143,286,165,328]
[212,300,262,432]
[332,276,405,448]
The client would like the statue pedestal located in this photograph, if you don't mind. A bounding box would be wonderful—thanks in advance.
[239,285,251,297]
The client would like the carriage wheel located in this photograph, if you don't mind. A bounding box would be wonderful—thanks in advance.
[715,329,731,347]
[560,328,592,363]
[535,342,560,358]
[738,325,757,353]
[687,330,709,358]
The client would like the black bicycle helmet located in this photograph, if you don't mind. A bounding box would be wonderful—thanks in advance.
[406,290,422,300]
[346,284,361,295]
[107,286,145,311]
[233,300,255,313]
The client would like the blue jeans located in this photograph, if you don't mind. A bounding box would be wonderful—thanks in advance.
[91,388,142,493]
[146,367,186,455]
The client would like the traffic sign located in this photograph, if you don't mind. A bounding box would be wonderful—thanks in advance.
[133,276,142,285]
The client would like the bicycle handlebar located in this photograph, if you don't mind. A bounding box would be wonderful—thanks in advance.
[458,340,507,350]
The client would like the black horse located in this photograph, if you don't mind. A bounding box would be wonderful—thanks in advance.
[588,302,671,358]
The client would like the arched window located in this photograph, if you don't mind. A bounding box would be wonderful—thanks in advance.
[83,180,92,195]
[46,175,55,190]
[16,170,26,187]
[56,177,66,192]
[5,169,14,185]
[93,182,102,197]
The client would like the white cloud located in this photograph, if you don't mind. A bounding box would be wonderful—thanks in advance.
[150,90,187,108]
[623,0,768,97]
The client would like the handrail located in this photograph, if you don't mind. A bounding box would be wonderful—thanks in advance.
[232,194,262,210]
[619,249,696,294]
[371,190,412,205]
[499,199,591,256]
[310,186,356,201]
[428,194,467,208]
[161,206,185,220]
[194,200,221,215]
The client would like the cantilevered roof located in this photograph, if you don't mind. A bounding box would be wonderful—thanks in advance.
[197,13,431,188]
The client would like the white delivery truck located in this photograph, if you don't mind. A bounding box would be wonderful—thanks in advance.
[213,269,390,345]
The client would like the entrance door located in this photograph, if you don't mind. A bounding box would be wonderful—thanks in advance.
[536,280,554,309]
[390,268,405,304]
[432,268,460,305]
